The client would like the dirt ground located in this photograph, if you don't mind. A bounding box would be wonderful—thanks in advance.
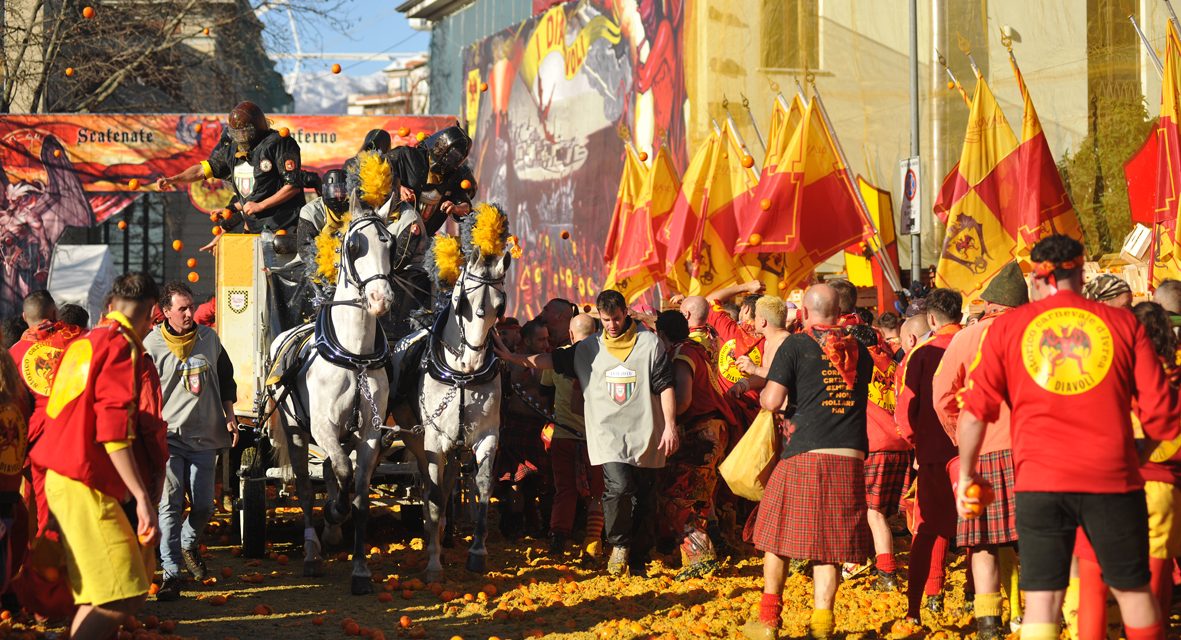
[8,499,1181,639]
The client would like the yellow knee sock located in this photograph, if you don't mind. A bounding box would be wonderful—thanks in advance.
[1063,577,1080,640]
[1000,547,1023,620]
[1022,622,1060,640]
[975,592,1003,618]
[810,608,835,638]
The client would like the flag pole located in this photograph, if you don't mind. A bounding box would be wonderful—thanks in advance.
[810,82,904,294]
[1130,15,1165,76]
[739,93,766,153]
[1167,0,1181,32]
[725,110,760,174]
[909,0,923,286]
[935,48,972,107]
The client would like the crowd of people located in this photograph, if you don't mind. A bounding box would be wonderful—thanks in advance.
[496,235,1181,640]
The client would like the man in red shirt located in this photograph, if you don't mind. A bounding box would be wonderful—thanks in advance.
[933,261,1027,639]
[895,287,963,621]
[958,235,1181,640]
[9,290,84,537]
[654,310,738,579]
[705,281,766,426]
[32,273,167,640]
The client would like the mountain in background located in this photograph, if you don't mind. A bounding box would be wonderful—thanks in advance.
[284,71,385,114]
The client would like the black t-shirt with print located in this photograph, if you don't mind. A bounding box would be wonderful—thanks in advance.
[766,331,872,459]
[206,129,303,231]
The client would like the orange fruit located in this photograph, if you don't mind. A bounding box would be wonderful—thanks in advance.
[187,272,199,283]
[128,179,140,190]
[252,605,273,616]
[398,615,412,629]
[331,64,342,74]
[187,258,198,268]
[560,230,570,240]
[343,621,360,636]
[202,27,210,36]
[82,6,95,19]
[52,149,62,158]
[460,179,472,190]
[220,209,233,220]
[142,615,159,629]
[639,151,649,161]
[118,220,128,230]
[463,593,475,603]
[397,127,409,137]
[760,198,772,210]
[742,155,754,168]
[278,127,290,138]
[213,226,223,236]
[415,132,426,142]
[207,595,227,606]
[171,239,183,251]
[482,584,497,596]
[194,123,202,133]
[947,81,956,90]
[402,589,413,599]
[159,620,176,633]
[275,229,287,236]
[64,67,75,77]
[220,567,233,578]
[311,616,324,626]
[748,233,762,247]
[277,554,289,565]
[479,82,488,92]
[377,592,393,603]
[148,583,160,595]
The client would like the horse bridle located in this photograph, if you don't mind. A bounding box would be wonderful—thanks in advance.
[331,213,394,309]
[441,265,506,358]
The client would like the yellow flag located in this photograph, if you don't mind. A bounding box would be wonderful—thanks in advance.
[603,146,650,302]
[934,76,1019,303]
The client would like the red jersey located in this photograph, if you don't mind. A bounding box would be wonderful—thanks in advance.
[31,313,166,500]
[962,291,1181,493]
[9,322,84,444]
[932,313,1014,455]
[865,338,907,452]
[895,324,962,465]
[707,307,763,409]
[672,339,738,426]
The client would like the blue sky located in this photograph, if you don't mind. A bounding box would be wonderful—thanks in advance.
[266,0,430,77]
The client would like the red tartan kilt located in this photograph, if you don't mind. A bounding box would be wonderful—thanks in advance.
[864,451,911,517]
[753,452,873,564]
[956,449,1018,547]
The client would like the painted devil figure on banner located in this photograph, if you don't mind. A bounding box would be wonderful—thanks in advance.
[463,0,687,318]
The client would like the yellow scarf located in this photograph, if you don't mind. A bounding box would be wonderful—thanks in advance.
[314,211,352,283]
[160,323,197,361]
[602,319,639,362]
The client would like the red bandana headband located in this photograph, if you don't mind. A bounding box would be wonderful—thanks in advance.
[1032,255,1082,289]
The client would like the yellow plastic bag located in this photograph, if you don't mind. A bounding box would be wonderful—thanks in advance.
[718,410,779,501]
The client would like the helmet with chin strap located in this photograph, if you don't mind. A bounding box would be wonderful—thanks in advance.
[422,125,471,174]
[227,101,269,152]
[322,169,348,215]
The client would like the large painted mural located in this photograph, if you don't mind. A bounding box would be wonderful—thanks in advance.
[462,0,686,318]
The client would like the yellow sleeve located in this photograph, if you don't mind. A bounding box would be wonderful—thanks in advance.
[103,439,131,453]
[200,160,214,180]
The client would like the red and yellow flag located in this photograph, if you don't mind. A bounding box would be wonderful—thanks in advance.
[603,146,650,302]
[734,97,869,270]
[1006,52,1084,256]
[1152,22,1181,285]
[604,145,680,301]
[845,177,899,312]
[934,75,1020,302]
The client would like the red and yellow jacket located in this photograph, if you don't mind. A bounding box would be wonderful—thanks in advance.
[9,322,84,445]
[31,313,168,501]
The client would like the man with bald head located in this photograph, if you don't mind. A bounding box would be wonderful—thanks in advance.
[744,284,873,640]
[541,313,604,555]
[541,298,577,350]
[679,296,716,360]
[1154,280,1181,333]
[898,315,930,359]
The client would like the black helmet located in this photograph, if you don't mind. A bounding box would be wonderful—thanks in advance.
[361,129,391,154]
[422,125,471,174]
[322,169,348,215]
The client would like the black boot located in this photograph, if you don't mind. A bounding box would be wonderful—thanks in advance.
[976,615,1004,640]
[872,568,898,591]
[924,593,944,613]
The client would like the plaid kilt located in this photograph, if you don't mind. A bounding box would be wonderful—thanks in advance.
[865,451,911,517]
[956,449,1018,548]
[753,452,873,564]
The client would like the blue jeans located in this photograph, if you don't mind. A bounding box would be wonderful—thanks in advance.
[158,447,217,579]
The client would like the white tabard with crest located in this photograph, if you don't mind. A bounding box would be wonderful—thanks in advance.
[143,324,233,452]
[571,331,666,469]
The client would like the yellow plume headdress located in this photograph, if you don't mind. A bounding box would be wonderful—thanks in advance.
[427,234,464,289]
[460,202,508,259]
[346,150,394,210]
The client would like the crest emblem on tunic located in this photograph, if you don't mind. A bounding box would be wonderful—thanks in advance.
[21,343,63,396]
[604,364,637,406]
[284,159,297,172]
[259,159,273,172]
[179,355,210,396]
[228,290,249,314]
[1020,308,1113,395]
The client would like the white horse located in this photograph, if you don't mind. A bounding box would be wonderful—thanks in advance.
[401,210,510,582]
[270,210,395,594]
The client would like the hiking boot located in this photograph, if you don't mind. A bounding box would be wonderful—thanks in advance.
[548,532,567,556]
[607,546,629,576]
[155,577,182,602]
[181,547,208,581]
[872,568,898,592]
[976,615,1004,640]
[741,619,778,640]
[924,593,944,613]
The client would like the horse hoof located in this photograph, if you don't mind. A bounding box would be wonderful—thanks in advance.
[466,554,486,574]
[303,560,325,577]
[351,575,373,595]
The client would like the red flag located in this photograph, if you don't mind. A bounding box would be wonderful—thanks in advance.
[1125,128,1159,226]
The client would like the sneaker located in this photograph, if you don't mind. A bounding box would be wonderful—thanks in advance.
[607,546,629,576]
[181,547,208,581]
[872,568,898,592]
[976,615,1004,640]
[155,576,182,602]
[924,593,944,613]
[740,619,778,640]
